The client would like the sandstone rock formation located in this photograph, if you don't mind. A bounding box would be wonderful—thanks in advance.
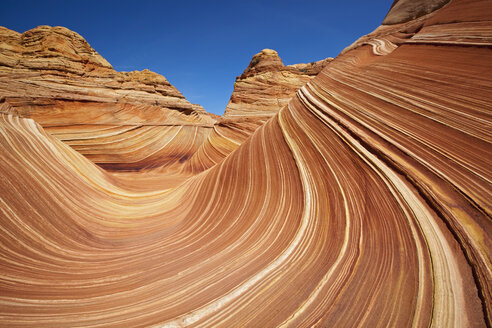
[383,0,451,24]
[0,25,215,171]
[0,0,491,326]
[223,49,331,117]
[184,49,332,174]
[0,27,330,173]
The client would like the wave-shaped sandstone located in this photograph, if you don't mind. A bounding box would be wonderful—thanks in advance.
[0,25,215,171]
[0,0,491,326]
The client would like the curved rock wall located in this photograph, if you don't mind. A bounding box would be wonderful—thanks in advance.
[0,0,490,326]
[0,26,215,171]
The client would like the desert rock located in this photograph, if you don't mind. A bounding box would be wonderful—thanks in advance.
[0,0,490,326]
[0,25,215,171]
[223,48,332,117]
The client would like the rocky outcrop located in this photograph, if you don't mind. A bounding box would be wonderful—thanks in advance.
[186,49,333,174]
[169,50,332,174]
[0,0,491,326]
[223,49,332,117]
[0,25,215,170]
[383,0,451,24]
[0,27,330,172]
[0,26,201,111]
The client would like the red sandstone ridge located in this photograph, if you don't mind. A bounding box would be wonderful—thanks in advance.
[223,49,332,117]
[383,0,451,24]
[0,25,203,111]
[0,0,491,326]
[181,50,332,174]
[0,25,215,171]
[0,27,330,174]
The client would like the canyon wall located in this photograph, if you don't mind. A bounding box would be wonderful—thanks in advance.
[0,25,215,171]
[0,0,490,326]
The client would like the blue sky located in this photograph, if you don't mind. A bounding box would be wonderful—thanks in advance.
[2,1,392,115]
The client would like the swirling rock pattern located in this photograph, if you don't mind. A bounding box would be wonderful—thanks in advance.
[0,25,215,171]
[0,0,491,327]
[188,50,332,174]
[383,0,451,24]
[0,29,327,173]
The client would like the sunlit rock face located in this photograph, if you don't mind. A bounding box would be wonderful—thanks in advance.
[189,49,332,174]
[0,0,491,327]
[223,48,332,117]
[0,27,328,173]
[383,0,451,24]
[0,25,215,171]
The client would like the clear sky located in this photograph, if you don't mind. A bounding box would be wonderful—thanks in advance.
[2,0,392,115]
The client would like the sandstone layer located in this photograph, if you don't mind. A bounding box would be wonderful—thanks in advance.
[188,49,332,174]
[0,0,491,327]
[383,0,451,24]
[0,25,215,171]
[0,27,330,173]
[223,49,332,117]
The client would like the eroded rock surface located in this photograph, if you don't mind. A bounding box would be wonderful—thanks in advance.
[0,25,215,171]
[0,0,491,326]
[223,49,332,117]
